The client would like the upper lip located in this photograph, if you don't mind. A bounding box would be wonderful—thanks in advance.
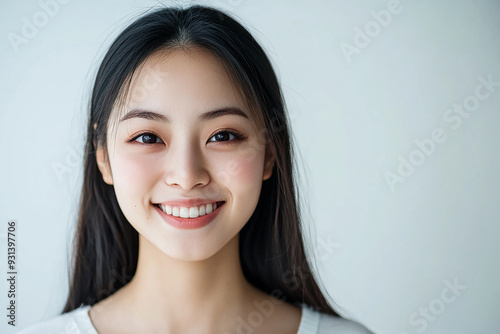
[155,198,224,207]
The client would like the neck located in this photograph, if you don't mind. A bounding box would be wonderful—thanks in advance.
[119,234,263,333]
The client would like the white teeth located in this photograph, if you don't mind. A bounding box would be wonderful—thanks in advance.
[180,207,189,218]
[158,202,221,218]
[172,206,180,217]
[189,207,199,218]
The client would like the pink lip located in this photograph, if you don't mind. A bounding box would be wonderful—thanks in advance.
[156,198,223,207]
[154,202,225,230]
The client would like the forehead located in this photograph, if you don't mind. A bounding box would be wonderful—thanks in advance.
[114,48,248,122]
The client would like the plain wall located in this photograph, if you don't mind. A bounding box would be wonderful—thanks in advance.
[0,0,499,333]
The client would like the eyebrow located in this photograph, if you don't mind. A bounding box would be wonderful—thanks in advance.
[119,107,249,123]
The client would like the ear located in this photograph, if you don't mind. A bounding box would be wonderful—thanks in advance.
[96,145,114,185]
[263,145,275,181]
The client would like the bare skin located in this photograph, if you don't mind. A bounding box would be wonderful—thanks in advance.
[90,48,302,333]
[88,235,302,334]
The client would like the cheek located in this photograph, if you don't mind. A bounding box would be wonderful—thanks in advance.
[212,144,266,194]
[110,151,162,200]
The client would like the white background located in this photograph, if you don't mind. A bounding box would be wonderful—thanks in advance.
[1,0,499,333]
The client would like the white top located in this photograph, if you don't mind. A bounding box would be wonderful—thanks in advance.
[16,304,372,334]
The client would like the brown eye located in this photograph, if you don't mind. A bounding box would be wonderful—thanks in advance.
[213,132,232,141]
[208,130,245,143]
[133,132,163,144]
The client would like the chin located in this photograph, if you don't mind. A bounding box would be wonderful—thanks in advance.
[151,235,233,263]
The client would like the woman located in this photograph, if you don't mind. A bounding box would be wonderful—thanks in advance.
[18,5,371,333]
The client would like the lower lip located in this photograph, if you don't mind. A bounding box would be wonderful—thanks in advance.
[154,202,225,230]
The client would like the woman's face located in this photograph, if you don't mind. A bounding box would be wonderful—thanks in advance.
[96,48,274,261]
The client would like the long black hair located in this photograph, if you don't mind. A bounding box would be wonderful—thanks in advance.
[64,4,341,317]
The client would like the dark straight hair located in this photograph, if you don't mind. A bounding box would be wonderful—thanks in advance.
[63,4,340,317]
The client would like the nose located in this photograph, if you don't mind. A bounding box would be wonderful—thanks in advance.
[163,138,210,190]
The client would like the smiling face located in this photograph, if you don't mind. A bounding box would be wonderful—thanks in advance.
[96,48,274,261]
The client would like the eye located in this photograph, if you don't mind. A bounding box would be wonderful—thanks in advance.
[130,132,163,144]
[208,129,245,143]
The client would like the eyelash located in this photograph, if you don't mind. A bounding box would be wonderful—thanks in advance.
[208,128,246,142]
[128,129,246,145]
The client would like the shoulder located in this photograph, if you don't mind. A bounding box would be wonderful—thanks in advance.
[15,305,97,334]
[318,312,372,334]
[299,306,372,334]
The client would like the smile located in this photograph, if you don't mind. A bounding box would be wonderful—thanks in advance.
[156,201,225,218]
[154,201,226,230]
